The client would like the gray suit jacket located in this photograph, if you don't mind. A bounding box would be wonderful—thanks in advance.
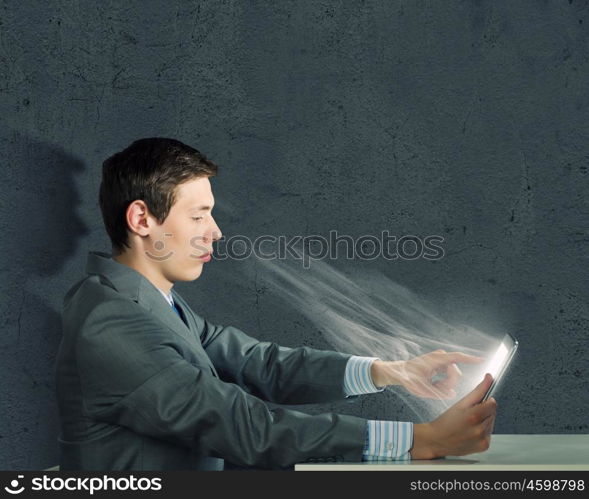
[55,251,367,470]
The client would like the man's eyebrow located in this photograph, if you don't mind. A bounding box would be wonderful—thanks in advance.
[189,205,214,211]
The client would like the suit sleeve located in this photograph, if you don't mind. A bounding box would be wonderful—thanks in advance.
[198,318,353,405]
[76,300,367,469]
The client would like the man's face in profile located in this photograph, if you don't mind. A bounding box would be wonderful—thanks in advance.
[147,176,222,282]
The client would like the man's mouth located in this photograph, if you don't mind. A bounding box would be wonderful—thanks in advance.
[199,252,212,262]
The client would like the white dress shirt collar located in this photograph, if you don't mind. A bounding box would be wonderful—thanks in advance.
[158,288,174,307]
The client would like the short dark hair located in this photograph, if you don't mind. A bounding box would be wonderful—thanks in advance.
[99,137,218,255]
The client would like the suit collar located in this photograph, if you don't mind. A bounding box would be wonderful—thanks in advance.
[85,251,193,339]
[85,251,145,301]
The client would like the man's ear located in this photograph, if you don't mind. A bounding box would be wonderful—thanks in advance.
[125,200,152,237]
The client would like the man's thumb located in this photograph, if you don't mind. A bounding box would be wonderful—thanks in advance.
[459,373,493,407]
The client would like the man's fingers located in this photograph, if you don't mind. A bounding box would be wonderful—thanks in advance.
[482,413,496,432]
[439,362,462,390]
[475,397,498,421]
[445,352,486,365]
[479,409,496,436]
[407,380,457,399]
[486,412,497,435]
[429,351,485,370]
[458,373,493,408]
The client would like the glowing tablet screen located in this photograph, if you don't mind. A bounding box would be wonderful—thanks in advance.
[486,342,509,379]
[481,334,518,402]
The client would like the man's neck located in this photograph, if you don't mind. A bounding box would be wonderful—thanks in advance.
[112,250,173,296]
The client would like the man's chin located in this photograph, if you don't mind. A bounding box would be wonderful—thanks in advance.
[190,264,205,280]
[170,265,204,282]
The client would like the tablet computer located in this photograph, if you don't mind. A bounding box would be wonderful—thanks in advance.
[482,333,518,402]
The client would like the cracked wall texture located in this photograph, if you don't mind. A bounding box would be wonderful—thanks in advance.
[0,0,587,470]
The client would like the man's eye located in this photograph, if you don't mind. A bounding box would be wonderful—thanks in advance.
[191,217,203,221]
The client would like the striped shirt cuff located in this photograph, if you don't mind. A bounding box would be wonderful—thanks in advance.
[343,356,385,397]
[363,421,414,461]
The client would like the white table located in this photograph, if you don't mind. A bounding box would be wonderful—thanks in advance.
[295,434,589,471]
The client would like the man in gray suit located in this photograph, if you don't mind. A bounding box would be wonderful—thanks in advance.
[55,138,497,470]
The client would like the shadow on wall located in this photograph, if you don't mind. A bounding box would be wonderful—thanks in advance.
[0,129,88,469]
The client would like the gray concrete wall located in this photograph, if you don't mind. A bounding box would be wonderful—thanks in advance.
[0,0,587,470]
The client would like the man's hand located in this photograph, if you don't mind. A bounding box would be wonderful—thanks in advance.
[370,349,485,399]
[410,373,498,459]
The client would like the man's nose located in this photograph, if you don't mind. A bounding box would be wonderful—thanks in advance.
[211,219,222,242]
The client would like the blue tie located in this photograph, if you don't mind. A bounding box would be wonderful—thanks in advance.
[170,299,187,326]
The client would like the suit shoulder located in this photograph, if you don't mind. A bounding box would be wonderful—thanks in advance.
[62,275,137,332]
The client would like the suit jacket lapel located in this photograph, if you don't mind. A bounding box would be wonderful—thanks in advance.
[137,278,198,346]
[141,283,218,377]
[85,251,197,348]
[171,290,219,378]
